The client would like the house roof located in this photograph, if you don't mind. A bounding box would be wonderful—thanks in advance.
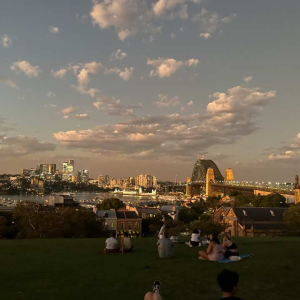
[231,207,288,222]
[136,208,160,214]
[96,209,117,219]
[116,211,139,219]
[161,205,181,213]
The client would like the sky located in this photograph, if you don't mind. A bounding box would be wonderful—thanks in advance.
[1,0,300,182]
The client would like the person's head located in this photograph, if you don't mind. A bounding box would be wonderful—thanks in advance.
[124,231,129,237]
[164,232,169,239]
[193,229,199,234]
[110,232,115,238]
[217,269,239,296]
[208,233,220,244]
[224,232,231,240]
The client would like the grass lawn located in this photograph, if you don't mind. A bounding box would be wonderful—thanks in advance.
[0,237,300,300]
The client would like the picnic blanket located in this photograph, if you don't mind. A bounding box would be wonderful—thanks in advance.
[217,254,253,263]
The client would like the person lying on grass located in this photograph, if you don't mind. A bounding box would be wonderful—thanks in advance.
[120,231,133,253]
[198,233,224,261]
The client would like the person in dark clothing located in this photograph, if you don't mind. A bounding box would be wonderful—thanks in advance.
[217,269,243,300]
[222,233,239,258]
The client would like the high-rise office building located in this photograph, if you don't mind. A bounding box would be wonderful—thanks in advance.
[62,160,75,181]
[49,164,56,175]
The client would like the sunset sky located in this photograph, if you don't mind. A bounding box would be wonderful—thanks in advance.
[1,0,300,182]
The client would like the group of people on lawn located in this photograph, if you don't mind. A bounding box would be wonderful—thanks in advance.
[157,214,239,261]
[104,231,133,253]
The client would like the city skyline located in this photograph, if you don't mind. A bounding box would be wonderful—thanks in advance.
[1,0,300,182]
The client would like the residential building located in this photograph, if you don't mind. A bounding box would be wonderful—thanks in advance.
[223,207,288,237]
[48,195,79,207]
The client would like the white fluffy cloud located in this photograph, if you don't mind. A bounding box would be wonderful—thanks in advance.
[51,68,68,79]
[49,26,59,33]
[90,0,159,41]
[243,76,253,83]
[147,57,199,78]
[54,85,275,159]
[90,0,203,40]
[110,49,127,61]
[156,94,180,108]
[268,133,300,162]
[93,96,141,116]
[181,100,193,111]
[104,67,135,81]
[0,75,17,88]
[61,106,76,115]
[47,91,57,98]
[200,32,211,39]
[1,34,12,47]
[193,8,236,38]
[74,114,89,120]
[11,61,42,78]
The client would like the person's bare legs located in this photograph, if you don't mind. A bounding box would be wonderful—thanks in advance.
[199,251,209,260]
[144,291,163,300]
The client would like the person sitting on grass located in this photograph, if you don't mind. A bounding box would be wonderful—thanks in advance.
[104,232,119,253]
[157,232,174,258]
[120,231,133,253]
[217,269,243,300]
[198,233,224,261]
[144,280,162,300]
[186,229,200,247]
[222,233,239,258]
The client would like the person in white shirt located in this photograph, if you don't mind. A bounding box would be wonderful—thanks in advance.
[105,233,119,253]
[185,229,200,247]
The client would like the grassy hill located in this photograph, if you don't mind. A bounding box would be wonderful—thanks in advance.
[0,237,299,300]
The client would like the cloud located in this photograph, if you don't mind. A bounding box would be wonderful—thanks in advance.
[200,32,211,39]
[44,104,57,109]
[73,61,102,94]
[170,33,176,39]
[93,96,141,116]
[54,85,275,159]
[193,8,236,37]
[156,94,180,108]
[1,34,12,47]
[63,115,69,120]
[74,114,89,120]
[147,57,199,78]
[10,61,42,78]
[104,67,135,81]
[49,26,59,33]
[243,76,253,83]
[51,68,68,79]
[268,133,300,163]
[47,91,57,98]
[0,75,17,88]
[181,100,193,111]
[61,106,76,115]
[0,118,56,156]
[90,0,160,41]
[110,49,127,61]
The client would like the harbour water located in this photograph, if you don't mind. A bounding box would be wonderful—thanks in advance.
[0,192,159,205]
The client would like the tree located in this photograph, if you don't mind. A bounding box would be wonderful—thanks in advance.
[190,220,227,235]
[96,198,125,210]
[13,201,103,238]
[205,196,221,209]
[234,194,253,207]
[178,207,199,224]
[284,204,300,236]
